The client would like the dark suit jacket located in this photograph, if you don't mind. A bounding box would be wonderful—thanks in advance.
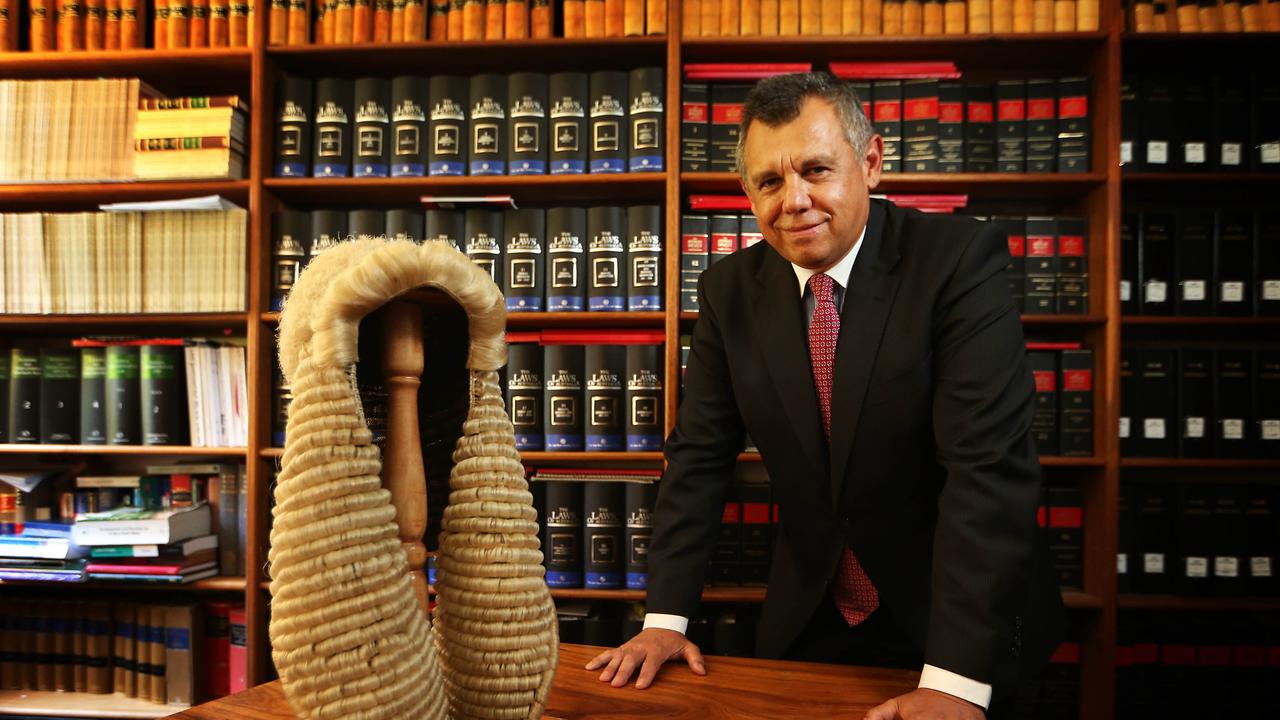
[647,199,1065,697]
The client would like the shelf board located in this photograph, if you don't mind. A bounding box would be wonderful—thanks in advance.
[0,46,250,81]
[680,312,1104,326]
[264,174,667,205]
[1120,458,1280,470]
[266,36,666,74]
[421,586,1101,606]
[0,312,248,332]
[0,690,183,719]
[1040,456,1106,467]
[0,180,251,209]
[1062,591,1105,609]
[1122,171,1280,184]
[1117,594,1280,611]
[0,444,247,457]
[262,311,666,328]
[681,172,1105,197]
[521,451,664,463]
[261,447,283,458]
[1122,315,1280,327]
[0,577,247,592]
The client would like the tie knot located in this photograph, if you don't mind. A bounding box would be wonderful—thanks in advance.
[808,272,834,302]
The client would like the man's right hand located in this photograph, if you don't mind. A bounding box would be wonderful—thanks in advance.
[584,628,707,689]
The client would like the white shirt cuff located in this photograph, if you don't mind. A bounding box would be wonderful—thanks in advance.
[918,664,992,710]
[642,613,689,635]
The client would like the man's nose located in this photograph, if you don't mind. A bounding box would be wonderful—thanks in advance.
[780,175,812,214]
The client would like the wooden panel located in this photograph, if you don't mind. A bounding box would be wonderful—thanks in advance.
[0,444,248,456]
[0,690,181,718]
[264,175,667,206]
[0,313,248,332]
[0,181,251,210]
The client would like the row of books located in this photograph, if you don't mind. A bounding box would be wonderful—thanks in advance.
[1127,0,1280,32]
[7,0,254,51]
[680,0,1102,36]
[274,68,664,177]
[1120,210,1280,317]
[683,73,1091,174]
[533,470,659,589]
[0,78,142,182]
[988,215,1091,316]
[1,338,249,448]
[153,0,255,47]
[1040,481,1084,590]
[1120,73,1280,172]
[268,0,561,44]
[554,601,753,658]
[135,95,248,179]
[0,599,248,704]
[1119,347,1280,458]
[272,205,664,313]
[0,209,248,315]
[1119,481,1278,596]
[1029,345,1095,458]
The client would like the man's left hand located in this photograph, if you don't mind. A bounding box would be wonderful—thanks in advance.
[864,689,986,720]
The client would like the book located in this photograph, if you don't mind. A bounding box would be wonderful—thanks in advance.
[507,72,547,175]
[587,206,626,311]
[628,66,664,172]
[583,481,624,588]
[503,208,544,311]
[1136,349,1176,457]
[464,208,503,287]
[1135,482,1175,593]
[963,82,996,172]
[624,480,656,589]
[428,75,467,176]
[626,205,662,311]
[708,83,748,173]
[1047,484,1083,590]
[1177,349,1213,458]
[38,345,77,445]
[312,77,353,178]
[385,209,423,242]
[902,79,939,173]
[873,81,903,173]
[140,342,186,446]
[543,344,584,450]
[681,82,710,172]
[1058,349,1092,457]
[1138,212,1174,316]
[1140,74,1174,170]
[86,533,218,559]
[546,207,587,311]
[680,214,709,312]
[1055,216,1087,314]
[1174,211,1213,316]
[1028,350,1058,456]
[228,606,247,693]
[1214,349,1252,457]
[1025,78,1057,173]
[1177,482,1213,595]
[389,75,428,177]
[996,80,1026,173]
[542,480,583,587]
[469,73,506,175]
[424,208,464,250]
[937,81,964,173]
[549,72,588,175]
[588,70,627,173]
[584,344,624,451]
[71,504,212,546]
[353,77,391,178]
[625,343,663,451]
[506,342,543,451]
[7,344,41,444]
[105,344,140,446]
[1215,211,1253,317]
[1177,75,1212,171]
[1024,217,1056,315]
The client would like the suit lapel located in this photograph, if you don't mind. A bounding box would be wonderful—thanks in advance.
[829,201,903,502]
[753,251,829,482]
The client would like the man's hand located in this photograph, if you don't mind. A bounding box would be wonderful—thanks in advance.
[864,689,986,720]
[584,628,707,689]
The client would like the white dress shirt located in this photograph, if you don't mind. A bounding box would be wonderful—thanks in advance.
[643,226,993,710]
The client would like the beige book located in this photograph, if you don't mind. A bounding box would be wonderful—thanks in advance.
[720,0,739,33]
[968,0,990,29]
[1264,0,1280,30]
[31,81,49,182]
[760,0,779,31]
[682,0,699,34]
[1054,0,1073,28]
[1221,0,1241,29]
[741,0,760,32]
[1013,0,1031,30]
[779,0,799,31]
[699,0,717,33]
[992,0,1012,29]
[882,0,901,31]
[861,0,880,31]
[944,0,963,30]
[923,0,942,31]
[841,0,860,30]
[800,0,820,32]
[820,0,840,30]
[1075,0,1096,27]
[1032,0,1050,29]
[902,0,921,31]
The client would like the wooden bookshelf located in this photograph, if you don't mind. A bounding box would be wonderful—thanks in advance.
[1121,316,1280,327]
[1119,458,1280,470]
[0,444,248,457]
[263,174,667,205]
[679,311,1107,326]
[520,451,665,463]
[1121,172,1280,184]
[0,690,182,719]
[0,313,249,331]
[0,180,251,209]
[0,577,247,592]
[0,46,250,88]
[1116,595,1280,611]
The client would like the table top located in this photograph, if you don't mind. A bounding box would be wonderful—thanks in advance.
[170,643,919,719]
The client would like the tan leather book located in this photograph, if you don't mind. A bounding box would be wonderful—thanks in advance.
[862,0,881,31]
[800,0,820,32]
[85,0,105,48]
[504,0,527,36]
[275,0,295,43]
[721,0,740,33]
[461,0,483,38]
[944,0,963,30]
[530,0,551,35]
[1175,0,1198,29]
[605,0,623,35]
[882,0,902,31]
[445,0,461,37]
[169,0,191,47]
[1264,0,1280,29]
[701,0,719,33]
[990,0,1011,29]
[1199,0,1221,29]
[902,0,921,32]
[623,0,642,33]
[1076,0,1096,27]
[922,0,942,31]
[269,0,286,40]
[105,0,121,48]
[683,0,700,34]
[646,0,665,31]
[483,0,502,37]
[820,0,840,31]
[1032,0,1051,29]
[1013,0,1031,30]
[191,0,209,44]
[1153,0,1168,28]
[1054,0,1073,29]
[584,0,603,36]
[154,0,170,48]
[229,0,249,44]
[969,0,991,28]
[1221,0,1242,30]
[30,0,55,50]
[761,0,779,32]
[841,0,861,31]
[563,0,584,35]
[742,0,761,33]
[1131,0,1153,28]
[356,0,375,39]
[336,0,354,40]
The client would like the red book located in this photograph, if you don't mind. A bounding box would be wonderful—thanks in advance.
[538,330,664,345]
[228,606,248,693]
[205,602,232,697]
[881,194,969,210]
[687,194,752,211]
[829,61,961,80]
[683,62,814,80]
[1025,342,1083,351]
[84,561,214,575]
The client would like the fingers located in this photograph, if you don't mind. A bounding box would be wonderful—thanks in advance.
[585,648,614,671]
[863,698,899,720]
[597,652,625,683]
[682,642,707,676]
[610,653,641,688]
[634,653,665,690]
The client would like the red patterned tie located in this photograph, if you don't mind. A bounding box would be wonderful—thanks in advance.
[808,272,880,626]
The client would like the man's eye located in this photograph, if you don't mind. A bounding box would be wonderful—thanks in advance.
[758,179,779,190]
[806,167,830,176]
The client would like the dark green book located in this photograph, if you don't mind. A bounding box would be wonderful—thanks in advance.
[7,344,42,444]
[0,347,9,443]
[141,344,186,446]
[79,346,107,446]
[105,345,141,445]
[39,345,78,444]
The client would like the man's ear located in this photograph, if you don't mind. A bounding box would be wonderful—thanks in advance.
[863,134,885,190]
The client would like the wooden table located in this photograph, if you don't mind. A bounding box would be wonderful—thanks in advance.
[170,644,918,719]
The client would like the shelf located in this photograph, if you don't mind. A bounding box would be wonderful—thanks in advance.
[0,444,248,457]
[0,690,182,719]
[1063,591,1105,609]
[1117,594,1280,611]
[266,36,667,75]
[1040,456,1106,467]
[1120,458,1280,470]
[1121,171,1280,184]
[550,586,768,603]
[264,175,667,205]
[263,311,666,328]
[0,180,251,210]
[0,312,248,333]
[0,577,247,592]
[680,312,1105,326]
[681,172,1105,197]
[521,451,664,463]
[0,46,250,83]
[1122,316,1280,327]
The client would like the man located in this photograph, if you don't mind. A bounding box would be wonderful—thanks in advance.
[586,73,1064,719]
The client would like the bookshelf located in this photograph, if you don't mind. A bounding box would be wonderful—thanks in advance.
[3,3,1276,719]
[0,689,183,718]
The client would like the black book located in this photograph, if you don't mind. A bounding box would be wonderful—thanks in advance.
[1047,484,1084,590]
[1024,217,1057,315]
[353,77,390,178]
[105,344,140,446]
[1215,211,1254,316]
[506,343,543,451]
[348,209,385,240]
[1139,212,1175,316]
[1213,74,1250,171]
[309,209,347,258]
[585,345,624,451]
[1118,483,1134,592]
[873,81,903,174]
[1177,75,1213,171]
[1254,73,1280,171]
[1056,217,1088,315]
[1136,349,1177,457]
[273,77,312,177]
[507,72,548,175]
[1057,77,1090,173]
[712,484,741,586]
[1243,484,1277,595]
[464,209,503,288]
[0,349,7,443]
[709,213,738,266]
[1028,350,1058,456]
[1258,212,1280,315]
[902,78,939,173]
[1177,349,1213,458]
[624,481,657,590]
[1119,349,1137,456]
[739,214,762,249]
[587,206,626,311]
[1119,75,1139,170]
[1135,482,1176,594]
[8,344,41,444]
[681,82,709,172]
[1259,349,1280,458]
[1139,74,1176,170]
[709,84,749,173]
[681,214,709,312]
[385,209,423,242]
[628,66,664,172]
[1120,213,1138,315]
[140,343,185,446]
[584,481,624,588]
[549,72,588,174]
[546,206,587,311]
[1214,349,1253,458]
[1024,78,1057,174]
[78,346,106,446]
[1058,349,1092,457]
[272,370,290,447]
[588,70,628,174]
[963,82,996,172]
[428,74,467,176]
[542,481,583,587]
[992,216,1025,307]
[627,205,662,311]
[1174,211,1214,316]
[625,344,663,451]
[503,208,545,312]
[38,346,76,444]
[1211,484,1247,596]
[738,474,771,586]
[543,344,584,450]
[271,211,309,312]
[389,75,428,177]
[424,209,463,251]
[995,80,1026,173]
[1177,483,1214,595]
[937,81,964,173]
[469,74,506,175]
[312,77,353,178]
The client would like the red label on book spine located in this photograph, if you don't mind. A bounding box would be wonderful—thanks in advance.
[1162,645,1196,666]
[903,97,939,121]
[1058,234,1086,257]
[742,502,769,524]
[711,104,744,124]
[998,99,1026,121]
[939,101,963,123]
[1059,96,1088,119]
[1199,646,1231,667]
[874,101,901,122]
[683,234,708,254]
[1036,505,1047,527]
[683,102,707,123]
[1133,643,1159,665]
[1007,234,1026,257]
[1027,236,1055,257]
[1049,642,1081,664]
[1062,369,1092,391]
[721,503,740,524]
[1116,646,1135,667]
[1049,506,1083,528]
[1033,370,1056,392]
[711,234,738,254]
[967,101,994,123]
[1234,646,1266,666]
[1027,98,1054,120]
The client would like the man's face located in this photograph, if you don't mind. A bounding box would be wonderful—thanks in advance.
[740,98,883,271]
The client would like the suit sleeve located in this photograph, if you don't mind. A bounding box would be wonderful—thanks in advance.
[924,222,1044,682]
[645,271,747,619]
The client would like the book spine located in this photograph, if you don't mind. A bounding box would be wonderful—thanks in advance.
[85,0,104,48]
[270,0,287,41]
[625,343,662,451]
[353,77,391,178]
[31,0,55,51]
[428,0,447,36]
[1214,349,1253,458]
[1178,483,1214,594]
[712,483,740,584]
[738,478,771,585]
[1137,349,1176,457]
[964,82,995,172]
[404,0,424,37]
[227,0,248,44]
[0,352,8,444]
[1173,212,1213,316]
[588,70,628,173]
[623,0,642,33]
[8,345,42,444]
[624,481,656,589]
[39,346,78,444]
[543,344,584,450]
[503,208,545,311]
[739,213,762,248]
[1058,348,1093,457]
[210,0,230,44]
[468,73,506,175]
[1028,350,1059,457]
[587,205,626,310]
[347,208,385,240]
[902,78,939,173]
[309,209,347,257]
[1047,484,1084,590]
[628,66,664,172]
[105,0,121,48]
[873,81,903,173]
[428,74,468,176]
[227,607,246,693]
[311,77,353,177]
[270,211,308,311]
[141,344,186,446]
[548,71,588,174]
[627,204,663,311]
[1055,216,1088,315]
[584,345,625,451]
[542,481,583,586]
[507,71,548,175]
[204,603,230,697]
[680,214,709,312]
[1244,484,1277,595]
[996,79,1026,173]
[169,0,190,47]
[483,0,502,36]
[105,344,141,445]
[424,208,464,250]
[530,0,550,35]
[1024,217,1056,315]
[164,606,201,705]
[385,208,423,238]
[506,343,543,450]
[464,208,503,287]
[937,81,964,173]
[709,212,738,265]
[390,75,429,177]
[709,84,747,172]
[1262,350,1280,458]
[545,206,587,311]
[1215,211,1254,317]
[1025,78,1057,173]
[681,82,710,172]
[1141,75,1175,170]
[584,481,624,588]
[1177,348,1213,458]
[1139,213,1174,316]
[1056,76,1089,173]
[646,0,664,32]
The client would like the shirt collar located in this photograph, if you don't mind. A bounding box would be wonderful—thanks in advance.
[790,225,867,297]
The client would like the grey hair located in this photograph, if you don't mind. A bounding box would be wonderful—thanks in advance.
[734,72,875,181]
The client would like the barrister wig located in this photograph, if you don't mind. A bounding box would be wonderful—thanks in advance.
[269,238,558,720]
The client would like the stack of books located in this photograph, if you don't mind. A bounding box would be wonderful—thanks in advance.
[134,95,248,180]
[72,504,217,584]
[0,520,87,583]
